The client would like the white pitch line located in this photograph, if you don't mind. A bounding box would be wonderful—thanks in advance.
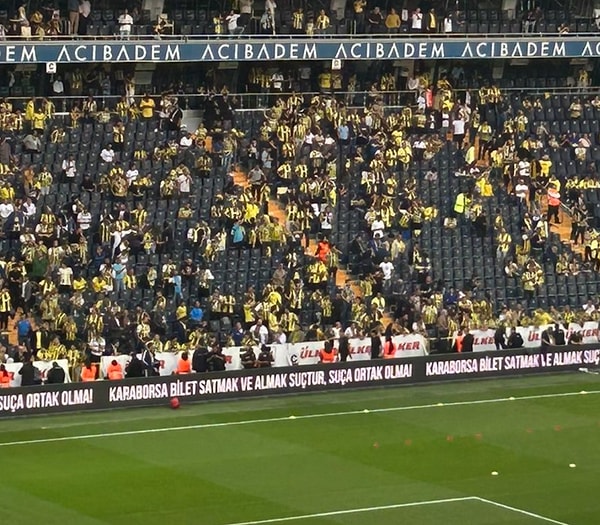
[221,497,477,525]
[475,497,572,525]
[0,389,598,447]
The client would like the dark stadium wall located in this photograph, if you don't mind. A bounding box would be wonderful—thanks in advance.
[1,345,599,417]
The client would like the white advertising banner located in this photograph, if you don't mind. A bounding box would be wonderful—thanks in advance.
[282,335,427,366]
[569,322,599,344]
[470,322,600,352]
[95,336,427,376]
[470,329,497,353]
[6,359,71,387]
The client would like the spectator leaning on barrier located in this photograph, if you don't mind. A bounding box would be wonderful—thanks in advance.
[118,10,134,39]
[46,361,66,384]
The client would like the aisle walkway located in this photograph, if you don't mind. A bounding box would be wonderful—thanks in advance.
[232,168,394,329]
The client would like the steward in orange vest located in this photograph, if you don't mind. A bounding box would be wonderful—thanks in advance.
[547,184,561,225]
[81,362,97,382]
[382,337,396,358]
[176,352,192,374]
[454,331,464,353]
[0,364,11,388]
[107,360,124,380]
[319,341,336,363]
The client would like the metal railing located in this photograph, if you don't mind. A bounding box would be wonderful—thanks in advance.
[1,86,598,114]
[1,30,600,42]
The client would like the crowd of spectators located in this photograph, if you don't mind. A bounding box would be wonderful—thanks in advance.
[0,2,596,39]
[0,52,599,385]
[0,60,599,379]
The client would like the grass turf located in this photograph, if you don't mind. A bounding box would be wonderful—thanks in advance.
[0,373,599,525]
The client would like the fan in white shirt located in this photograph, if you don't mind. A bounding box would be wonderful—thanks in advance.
[118,10,133,36]
[177,173,191,195]
[126,166,139,185]
[344,324,358,338]
[179,134,193,147]
[411,8,423,30]
[100,145,115,163]
[0,201,13,219]
[379,259,394,280]
[443,15,453,33]
[21,199,36,219]
[452,118,465,136]
[371,217,385,238]
[583,300,596,314]
[517,159,531,178]
[514,180,529,201]
[58,264,73,287]
[250,319,270,345]
[226,12,242,34]
[77,210,92,231]
[62,157,77,179]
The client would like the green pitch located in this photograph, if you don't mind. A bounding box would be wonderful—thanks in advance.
[1,373,599,525]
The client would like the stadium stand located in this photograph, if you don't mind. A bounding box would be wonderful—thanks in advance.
[1,2,600,385]
[0,1,597,38]
[0,59,600,382]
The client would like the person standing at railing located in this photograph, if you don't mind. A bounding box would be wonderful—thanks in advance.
[352,0,366,33]
[239,0,253,30]
[118,9,134,39]
[78,0,91,36]
[443,12,453,33]
[385,8,400,34]
[425,8,437,33]
[315,10,330,34]
[291,7,304,34]
[226,11,243,35]
[265,0,277,34]
[68,0,80,36]
[367,7,383,34]
[411,7,423,33]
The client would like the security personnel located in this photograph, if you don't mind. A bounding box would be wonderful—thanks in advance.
[319,340,336,363]
[106,359,124,380]
[382,336,396,358]
[176,352,192,374]
[0,365,11,388]
[546,184,561,224]
[81,362,97,382]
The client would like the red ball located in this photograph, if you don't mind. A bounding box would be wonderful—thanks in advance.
[170,397,180,409]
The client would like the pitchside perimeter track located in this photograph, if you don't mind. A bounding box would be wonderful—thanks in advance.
[224,497,570,525]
